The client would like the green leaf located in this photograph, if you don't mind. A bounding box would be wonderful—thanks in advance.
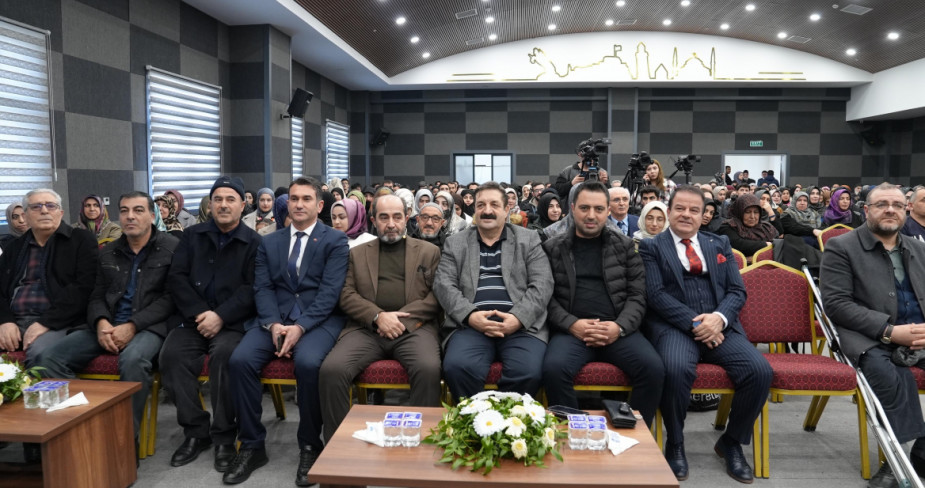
[452,458,465,471]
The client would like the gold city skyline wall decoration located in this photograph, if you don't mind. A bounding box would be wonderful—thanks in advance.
[447,42,805,82]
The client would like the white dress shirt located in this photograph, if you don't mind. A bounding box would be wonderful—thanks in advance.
[667,228,729,328]
[289,221,317,276]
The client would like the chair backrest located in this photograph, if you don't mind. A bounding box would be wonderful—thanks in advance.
[731,248,747,270]
[739,261,814,344]
[818,224,853,251]
[751,244,773,264]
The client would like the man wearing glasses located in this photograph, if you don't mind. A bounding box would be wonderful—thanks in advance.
[0,189,98,367]
[821,183,925,487]
[413,203,447,250]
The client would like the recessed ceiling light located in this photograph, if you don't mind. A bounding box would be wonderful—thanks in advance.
[605,19,615,26]
[720,23,730,30]
[616,0,626,6]
[548,23,557,31]
[777,31,787,39]
[745,4,756,11]
[395,16,406,25]
[488,33,497,41]
[681,0,691,6]
[809,13,821,21]
[422,52,430,59]
[887,31,900,40]
[552,5,561,12]
[846,48,857,55]
[485,16,495,23]
[410,36,419,43]
[663,19,672,26]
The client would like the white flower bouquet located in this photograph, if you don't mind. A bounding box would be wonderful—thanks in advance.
[0,354,43,405]
[423,391,566,475]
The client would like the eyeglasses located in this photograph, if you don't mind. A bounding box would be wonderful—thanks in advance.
[417,214,444,223]
[27,202,60,212]
[870,201,906,212]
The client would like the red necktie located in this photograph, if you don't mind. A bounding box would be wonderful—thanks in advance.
[681,238,702,275]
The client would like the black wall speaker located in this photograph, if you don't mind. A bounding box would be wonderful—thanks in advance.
[286,88,313,119]
[370,128,391,146]
[848,121,885,147]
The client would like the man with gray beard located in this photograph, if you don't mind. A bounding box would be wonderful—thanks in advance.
[412,202,447,249]
[319,194,443,442]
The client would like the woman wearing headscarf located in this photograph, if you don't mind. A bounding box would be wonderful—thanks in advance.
[319,191,336,227]
[196,195,211,224]
[242,187,275,235]
[633,201,669,243]
[75,194,122,246]
[451,192,472,227]
[822,188,864,228]
[413,188,433,216]
[155,195,184,236]
[717,193,782,256]
[164,189,197,228]
[460,189,476,217]
[331,187,345,201]
[503,187,529,227]
[530,192,563,230]
[435,190,467,236]
[807,187,826,215]
[274,194,290,230]
[347,189,367,207]
[784,191,822,230]
[702,200,722,233]
[330,198,376,248]
[0,203,28,250]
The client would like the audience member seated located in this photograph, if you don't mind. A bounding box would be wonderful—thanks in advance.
[822,188,864,228]
[330,199,376,248]
[702,200,722,233]
[413,189,433,216]
[541,181,664,427]
[159,176,260,474]
[411,202,447,249]
[226,177,348,486]
[504,187,530,227]
[608,187,638,237]
[196,195,211,224]
[319,194,442,442]
[529,190,563,235]
[318,191,335,227]
[784,191,822,230]
[164,189,197,228]
[40,191,178,445]
[633,201,669,243]
[451,192,472,227]
[274,194,290,230]
[639,185,771,483]
[0,202,28,250]
[807,186,826,215]
[155,195,184,237]
[635,185,661,214]
[75,194,122,246]
[242,188,276,236]
[717,193,780,256]
[435,182,554,399]
[902,185,925,241]
[460,189,475,217]
[435,190,467,236]
[0,189,98,367]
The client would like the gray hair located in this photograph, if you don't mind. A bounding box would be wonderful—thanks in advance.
[23,188,62,208]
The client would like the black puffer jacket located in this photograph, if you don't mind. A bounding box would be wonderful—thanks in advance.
[542,225,647,336]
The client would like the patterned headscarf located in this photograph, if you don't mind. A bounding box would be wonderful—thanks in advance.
[332,198,367,239]
[155,195,183,232]
[77,194,111,237]
[727,193,779,242]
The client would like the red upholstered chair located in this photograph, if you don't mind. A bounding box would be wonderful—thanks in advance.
[731,248,747,270]
[2,350,26,363]
[354,359,411,405]
[76,354,160,459]
[739,261,867,479]
[751,244,773,264]
[817,224,853,251]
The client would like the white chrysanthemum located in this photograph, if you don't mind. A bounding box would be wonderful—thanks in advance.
[470,391,493,401]
[504,416,526,437]
[473,410,505,437]
[521,393,535,406]
[526,403,546,424]
[511,438,528,459]
[492,391,522,401]
[543,427,556,448]
[460,399,491,415]
[0,363,20,383]
[510,404,528,417]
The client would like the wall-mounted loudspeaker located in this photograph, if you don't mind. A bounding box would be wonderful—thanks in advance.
[370,128,391,146]
[282,88,313,119]
[848,121,885,147]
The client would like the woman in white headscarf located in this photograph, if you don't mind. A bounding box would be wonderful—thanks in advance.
[413,188,434,216]
[435,190,466,236]
[633,201,669,243]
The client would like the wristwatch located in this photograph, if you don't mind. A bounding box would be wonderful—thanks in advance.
[881,324,894,344]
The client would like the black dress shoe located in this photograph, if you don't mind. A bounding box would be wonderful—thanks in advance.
[23,443,41,464]
[170,437,213,467]
[868,462,899,488]
[296,447,321,486]
[214,444,237,473]
[222,448,269,485]
[714,435,754,484]
[664,442,688,481]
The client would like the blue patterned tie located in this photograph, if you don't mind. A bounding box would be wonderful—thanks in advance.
[287,232,305,321]
[617,221,627,235]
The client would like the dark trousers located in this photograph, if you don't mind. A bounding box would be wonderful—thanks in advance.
[543,332,665,427]
[229,320,339,451]
[159,326,243,445]
[654,327,772,446]
[39,329,163,437]
[859,345,925,444]
[443,328,546,400]
[319,325,442,442]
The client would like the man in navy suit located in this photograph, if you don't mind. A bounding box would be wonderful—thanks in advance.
[608,186,638,236]
[224,177,349,486]
[639,185,771,484]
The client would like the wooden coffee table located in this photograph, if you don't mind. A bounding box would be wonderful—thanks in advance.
[0,379,140,488]
[309,404,679,488]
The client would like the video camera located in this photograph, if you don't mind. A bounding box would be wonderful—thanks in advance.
[577,138,611,181]
[674,154,700,174]
[628,151,652,172]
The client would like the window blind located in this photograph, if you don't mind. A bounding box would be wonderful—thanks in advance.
[324,120,349,181]
[292,117,304,178]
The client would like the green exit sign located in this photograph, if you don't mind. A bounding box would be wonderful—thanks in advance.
[750,140,764,148]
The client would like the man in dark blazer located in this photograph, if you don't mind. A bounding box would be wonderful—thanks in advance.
[160,176,260,473]
[608,186,639,236]
[319,194,442,442]
[0,188,98,367]
[639,185,771,484]
[434,181,554,400]
[225,177,349,486]
[821,183,925,487]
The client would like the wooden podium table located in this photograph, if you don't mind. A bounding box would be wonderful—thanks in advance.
[309,404,679,488]
[0,379,140,488]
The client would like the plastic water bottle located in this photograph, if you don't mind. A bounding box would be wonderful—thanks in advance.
[568,421,588,450]
[383,419,402,447]
[587,421,608,450]
[401,419,422,447]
